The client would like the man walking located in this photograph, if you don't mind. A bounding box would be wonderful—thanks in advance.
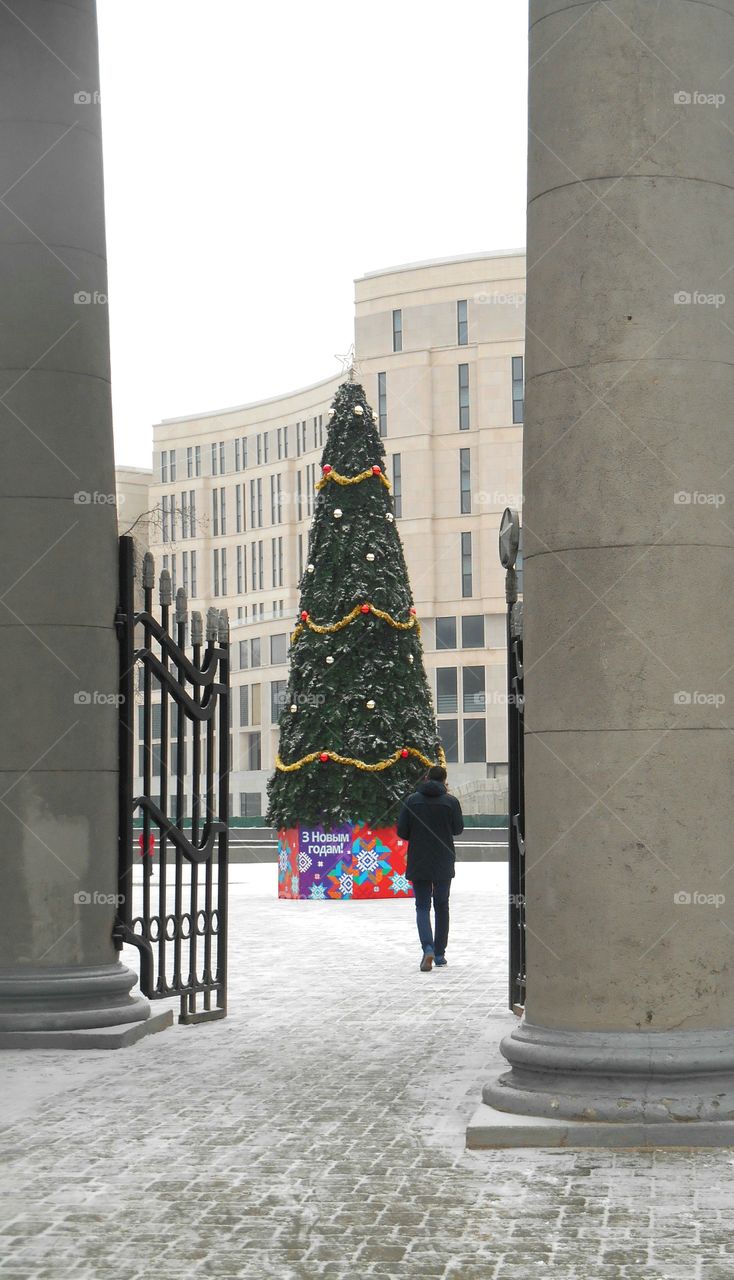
[397,766,464,971]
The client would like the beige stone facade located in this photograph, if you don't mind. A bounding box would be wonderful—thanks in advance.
[144,250,526,817]
[115,465,154,543]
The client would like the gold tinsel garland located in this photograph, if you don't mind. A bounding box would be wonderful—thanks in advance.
[291,603,420,644]
[316,467,391,491]
[275,744,447,773]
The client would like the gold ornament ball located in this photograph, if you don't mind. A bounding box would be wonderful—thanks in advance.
[307,564,315,573]
[366,699,376,709]
[290,704,298,713]
[354,405,364,416]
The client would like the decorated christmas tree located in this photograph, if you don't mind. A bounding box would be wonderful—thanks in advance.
[266,377,444,834]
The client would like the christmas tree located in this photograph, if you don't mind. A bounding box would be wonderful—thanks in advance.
[266,378,445,830]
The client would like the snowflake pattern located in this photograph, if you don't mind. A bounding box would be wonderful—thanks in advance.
[309,884,326,900]
[298,852,312,873]
[279,849,289,873]
[390,873,411,895]
[355,847,380,875]
[339,873,353,896]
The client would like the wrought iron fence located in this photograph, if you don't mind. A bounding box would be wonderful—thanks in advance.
[114,536,230,1023]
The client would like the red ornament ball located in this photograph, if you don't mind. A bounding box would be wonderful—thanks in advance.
[400,748,409,759]
[322,464,332,474]
[319,752,329,763]
[409,607,417,615]
[371,465,381,475]
[360,603,371,614]
[300,610,309,621]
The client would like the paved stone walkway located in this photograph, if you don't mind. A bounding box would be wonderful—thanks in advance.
[1,864,733,1280]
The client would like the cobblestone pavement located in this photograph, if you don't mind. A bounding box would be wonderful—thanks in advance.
[1,864,734,1280]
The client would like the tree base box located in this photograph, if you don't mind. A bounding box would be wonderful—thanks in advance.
[277,824,413,900]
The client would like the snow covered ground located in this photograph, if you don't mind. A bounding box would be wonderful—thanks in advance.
[0,864,731,1279]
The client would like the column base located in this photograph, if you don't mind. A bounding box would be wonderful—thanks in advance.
[0,1008,173,1050]
[0,962,157,1042]
[482,1020,734,1124]
[466,1102,734,1149]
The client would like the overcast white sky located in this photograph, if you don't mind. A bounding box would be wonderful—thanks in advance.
[96,1,528,469]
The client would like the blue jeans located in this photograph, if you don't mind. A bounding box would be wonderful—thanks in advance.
[412,879,451,956]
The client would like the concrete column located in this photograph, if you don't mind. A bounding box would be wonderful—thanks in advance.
[472,0,734,1141]
[0,1,161,1045]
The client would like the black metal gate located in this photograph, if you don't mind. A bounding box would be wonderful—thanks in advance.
[114,536,230,1023]
[499,509,525,1013]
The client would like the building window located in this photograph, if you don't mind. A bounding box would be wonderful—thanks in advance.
[318,414,324,447]
[392,308,402,353]
[161,451,168,483]
[436,668,458,714]
[463,666,486,713]
[458,363,470,430]
[435,617,457,650]
[190,550,197,596]
[186,446,193,479]
[239,684,249,727]
[189,490,196,535]
[221,547,227,594]
[256,434,262,466]
[245,732,262,771]
[297,471,302,520]
[170,553,176,593]
[251,637,261,668]
[438,719,459,764]
[512,355,524,424]
[312,417,318,450]
[460,448,471,514]
[236,544,243,594]
[212,489,218,537]
[181,491,189,539]
[182,550,189,593]
[461,532,473,598]
[219,441,225,474]
[213,548,220,597]
[161,495,169,544]
[462,615,485,648]
[306,463,315,516]
[239,639,249,669]
[236,484,242,533]
[249,479,256,529]
[463,718,486,764]
[283,426,289,458]
[240,791,262,818]
[457,299,468,346]
[270,680,287,724]
[195,445,201,477]
[392,453,402,518]
[169,450,177,481]
[298,533,303,579]
[256,478,263,528]
[220,487,226,535]
[211,442,218,476]
[263,432,270,464]
[235,438,241,471]
[242,437,248,468]
[271,536,283,588]
[271,633,287,665]
[375,372,387,438]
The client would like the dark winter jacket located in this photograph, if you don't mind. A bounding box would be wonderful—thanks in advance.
[397,780,464,883]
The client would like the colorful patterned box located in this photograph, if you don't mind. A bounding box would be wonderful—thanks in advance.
[277,824,413,900]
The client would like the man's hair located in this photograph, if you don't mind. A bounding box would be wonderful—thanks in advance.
[427,765,447,782]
